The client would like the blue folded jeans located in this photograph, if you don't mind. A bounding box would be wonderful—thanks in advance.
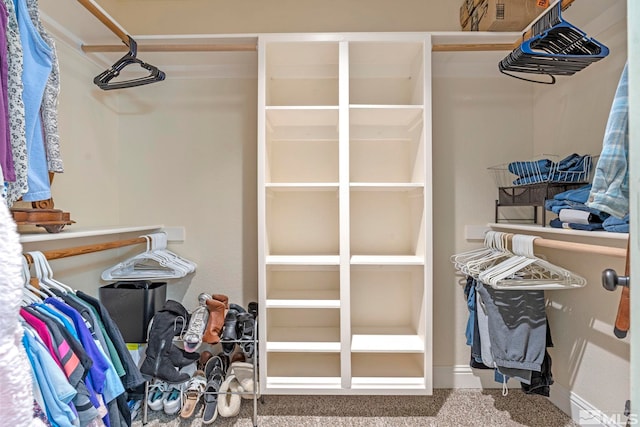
[549,218,604,231]
[508,159,553,177]
[602,214,629,233]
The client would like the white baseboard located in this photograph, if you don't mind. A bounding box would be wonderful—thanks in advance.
[433,365,501,389]
[549,383,627,427]
[435,365,627,427]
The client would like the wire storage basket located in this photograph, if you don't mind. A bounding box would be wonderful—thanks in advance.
[488,153,596,189]
[489,153,597,225]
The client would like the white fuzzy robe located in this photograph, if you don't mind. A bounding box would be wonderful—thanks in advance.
[0,202,44,426]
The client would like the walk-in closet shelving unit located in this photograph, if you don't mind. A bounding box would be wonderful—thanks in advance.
[257,33,433,395]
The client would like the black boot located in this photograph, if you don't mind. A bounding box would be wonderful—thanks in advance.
[220,309,238,355]
[140,339,190,383]
[140,300,191,384]
[221,304,247,355]
[169,345,199,368]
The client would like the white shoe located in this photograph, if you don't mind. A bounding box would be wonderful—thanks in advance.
[146,380,169,411]
[163,384,182,415]
[163,363,195,415]
[183,296,211,353]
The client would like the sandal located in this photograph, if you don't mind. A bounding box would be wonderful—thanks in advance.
[202,363,225,424]
[205,353,229,380]
[236,312,256,359]
[179,370,206,419]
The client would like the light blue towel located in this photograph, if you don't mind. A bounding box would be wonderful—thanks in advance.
[587,63,629,218]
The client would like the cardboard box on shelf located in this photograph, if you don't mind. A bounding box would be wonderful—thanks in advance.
[459,0,485,29]
[462,1,490,31]
[477,0,548,32]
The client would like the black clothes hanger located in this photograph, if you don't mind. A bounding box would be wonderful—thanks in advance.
[93,36,166,90]
[498,2,609,84]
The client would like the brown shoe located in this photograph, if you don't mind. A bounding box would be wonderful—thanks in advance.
[211,294,229,309]
[198,350,213,371]
[202,298,226,344]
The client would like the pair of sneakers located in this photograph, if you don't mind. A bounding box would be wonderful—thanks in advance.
[147,363,196,415]
[146,380,182,415]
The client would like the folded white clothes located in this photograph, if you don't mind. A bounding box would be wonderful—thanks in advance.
[558,209,593,225]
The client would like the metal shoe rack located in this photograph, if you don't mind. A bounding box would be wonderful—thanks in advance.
[234,315,261,427]
[142,316,260,426]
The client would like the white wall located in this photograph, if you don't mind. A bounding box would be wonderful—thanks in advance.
[45,41,121,224]
[431,74,533,367]
[98,0,460,35]
[114,78,258,310]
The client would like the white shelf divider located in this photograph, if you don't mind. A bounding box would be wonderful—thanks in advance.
[351,334,424,353]
[266,299,340,309]
[266,342,341,352]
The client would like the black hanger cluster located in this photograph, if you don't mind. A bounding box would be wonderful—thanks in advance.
[93,36,166,90]
[499,2,609,84]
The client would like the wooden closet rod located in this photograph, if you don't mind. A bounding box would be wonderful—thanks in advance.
[23,237,147,264]
[77,0,129,46]
[76,0,254,53]
[507,234,627,258]
[432,0,576,52]
[81,43,258,53]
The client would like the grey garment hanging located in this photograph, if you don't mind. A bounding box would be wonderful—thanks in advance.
[2,0,28,206]
[476,289,495,368]
[26,0,63,173]
[475,280,547,372]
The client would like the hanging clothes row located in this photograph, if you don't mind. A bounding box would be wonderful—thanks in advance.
[450,232,584,396]
[0,0,62,206]
[20,250,146,427]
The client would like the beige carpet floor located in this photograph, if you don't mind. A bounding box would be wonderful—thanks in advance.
[132,389,578,427]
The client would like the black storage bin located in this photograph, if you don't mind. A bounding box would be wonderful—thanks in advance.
[99,281,167,343]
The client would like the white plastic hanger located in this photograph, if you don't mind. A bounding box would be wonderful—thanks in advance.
[21,256,47,304]
[451,231,506,274]
[148,232,197,273]
[146,233,191,276]
[479,234,586,290]
[27,251,71,295]
[462,232,515,279]
[32,251,75,294]
[101,234,193,281]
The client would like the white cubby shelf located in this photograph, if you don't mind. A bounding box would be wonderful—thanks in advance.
[258,33,432,395]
